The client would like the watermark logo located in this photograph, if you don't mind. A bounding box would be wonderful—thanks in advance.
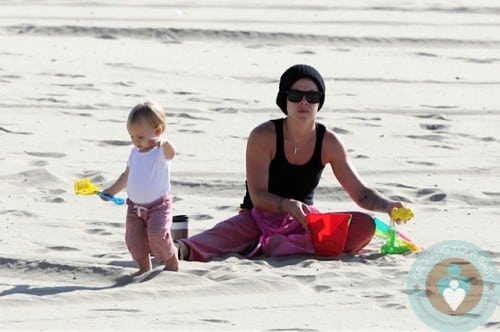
[407,240,499,331]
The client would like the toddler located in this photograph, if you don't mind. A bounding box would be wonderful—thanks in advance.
[103,101,179,274]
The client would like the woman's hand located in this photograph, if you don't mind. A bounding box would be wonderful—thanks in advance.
[387,201,412,225]
[282,198,311,229]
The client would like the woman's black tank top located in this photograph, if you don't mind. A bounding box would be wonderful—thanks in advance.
[240,118,326,209]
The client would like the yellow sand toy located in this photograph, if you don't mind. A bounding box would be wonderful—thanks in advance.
[74,178,124,205]
[374,207,420,254]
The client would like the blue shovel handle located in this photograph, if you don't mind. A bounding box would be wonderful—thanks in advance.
[97,192,125,205]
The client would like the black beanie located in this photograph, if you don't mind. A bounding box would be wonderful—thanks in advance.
[276,64,326,114]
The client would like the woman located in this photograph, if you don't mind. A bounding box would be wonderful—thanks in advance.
[177,64,407,261]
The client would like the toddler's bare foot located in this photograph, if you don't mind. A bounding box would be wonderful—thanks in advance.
[132,268,151,277]
[164,254,179,272]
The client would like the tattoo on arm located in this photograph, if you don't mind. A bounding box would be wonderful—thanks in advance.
[358,188,389,212]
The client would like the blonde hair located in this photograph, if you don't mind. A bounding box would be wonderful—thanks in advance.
[127,101,166,132]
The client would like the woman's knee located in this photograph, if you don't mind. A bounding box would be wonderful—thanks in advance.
[350,212,376,236]
[343,212,376,253]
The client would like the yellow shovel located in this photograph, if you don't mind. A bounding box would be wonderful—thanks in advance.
[74,178,125,205]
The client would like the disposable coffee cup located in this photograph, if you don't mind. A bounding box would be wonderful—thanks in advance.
[172,215,189,240]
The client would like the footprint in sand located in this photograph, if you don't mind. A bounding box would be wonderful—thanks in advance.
[415,114,450,121]
[332,127,351,135]
[406,133,448,142]
[188,97,222,104]
[430,144,455,150]
[42,196,65,203]
[77,173,106,184]
[223,98,249,105]
[414,52,438,58]
[200,319,232,325]
[49,189,66,195]
[419,123,449,131]
[191,213,213,221]
[211,107,238,113]
[450,56,500,64]
[9,168,63,187]
[383,303,406,310]
[216,205,237,211]
[52,82,98,92]
[349,116,382,128]
[25,151,66,158]
[178,129,205,134]
[92,253,123,259]
[94,139,130,147]
[296,50,315,55]
[313,285,332,293]
[39,188,66,203]
[420,105,457,110]
[47,246,79,252]
[0,74,22,81]
[31,160,48,167]
[382,183,418,190]
[61,111,92,117]
[87,221,122,229]
[482,191,500,198]
[406,160,436,167]
[0,209,35,218]
[389,195,413,203]
[86,228,112,236]
[25,152,66,170]
[351,116,382,121]
[105,222,122,229]
[113,81,135,87]
[0,126,33,135]
[417,188,447,202]
[171,113,211,121]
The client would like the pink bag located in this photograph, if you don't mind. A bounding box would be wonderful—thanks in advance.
[247,208,315,257]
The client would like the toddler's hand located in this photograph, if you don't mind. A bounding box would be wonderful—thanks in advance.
[148,137,161,147]
[100,189,112,201]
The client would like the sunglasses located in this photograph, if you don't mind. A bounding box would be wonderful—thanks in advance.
[286,89,322,104]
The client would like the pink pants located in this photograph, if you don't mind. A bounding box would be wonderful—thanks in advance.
[125,195,176,264]
[182,210,375,262]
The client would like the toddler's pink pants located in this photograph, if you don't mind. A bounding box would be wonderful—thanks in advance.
[125,195,176,264]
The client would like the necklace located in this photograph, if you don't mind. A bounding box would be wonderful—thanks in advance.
[285,121,315,155]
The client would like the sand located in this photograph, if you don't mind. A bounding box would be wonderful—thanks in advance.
[1,1,499,330]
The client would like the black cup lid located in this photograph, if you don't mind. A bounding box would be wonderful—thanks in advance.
[173,215,189,222]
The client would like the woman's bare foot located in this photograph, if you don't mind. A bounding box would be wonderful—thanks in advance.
[164,254,179,272]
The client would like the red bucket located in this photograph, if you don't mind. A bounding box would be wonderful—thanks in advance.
[307,213,352,256]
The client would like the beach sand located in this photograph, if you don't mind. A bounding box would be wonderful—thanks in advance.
[1,1,499,330]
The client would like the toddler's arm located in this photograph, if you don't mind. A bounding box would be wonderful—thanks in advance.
[162,139,175,160]
[101,167,129,199]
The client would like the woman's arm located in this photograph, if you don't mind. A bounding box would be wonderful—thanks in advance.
[323,130,403,215]
[245,122,278,211]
